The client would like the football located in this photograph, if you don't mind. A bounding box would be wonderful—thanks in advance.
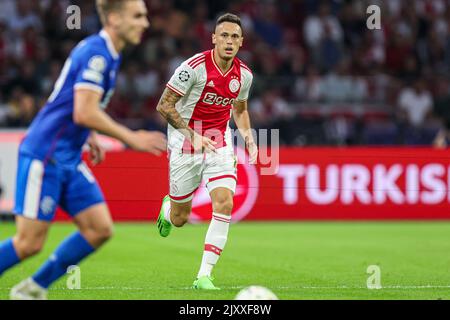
[234,286,279,300]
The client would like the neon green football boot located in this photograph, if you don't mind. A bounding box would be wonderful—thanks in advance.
[157,195,172,237]
[193,276,220,290]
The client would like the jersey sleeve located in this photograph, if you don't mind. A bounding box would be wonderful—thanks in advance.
[237,69,253,102]
[73,47,110,95]
[166,59,198,97]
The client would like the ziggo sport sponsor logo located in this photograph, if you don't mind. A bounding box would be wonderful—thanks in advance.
[202,93,235,107]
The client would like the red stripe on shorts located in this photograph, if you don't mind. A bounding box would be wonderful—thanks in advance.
[169,189,196,201]
[208,175,237,183]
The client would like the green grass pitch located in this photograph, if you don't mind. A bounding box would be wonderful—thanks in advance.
[1,221,450,300]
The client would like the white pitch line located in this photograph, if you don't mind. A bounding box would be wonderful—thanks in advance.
[283,285,450,289]
[2,285,449,291]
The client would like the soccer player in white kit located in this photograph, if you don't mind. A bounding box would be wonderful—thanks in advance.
[156,13,258,290]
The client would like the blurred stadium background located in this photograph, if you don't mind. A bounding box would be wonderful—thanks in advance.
[1,0,450,300]
[1,0,449,143]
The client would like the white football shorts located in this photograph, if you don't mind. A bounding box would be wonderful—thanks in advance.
[168,148,238,203]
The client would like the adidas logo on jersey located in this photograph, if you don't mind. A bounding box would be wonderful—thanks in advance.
[207,80,215,87]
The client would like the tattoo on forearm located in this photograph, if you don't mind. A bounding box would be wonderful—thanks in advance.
[157,88,194,138]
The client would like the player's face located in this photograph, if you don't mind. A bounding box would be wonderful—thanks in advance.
[116,0,150,45]
[212,22,243,61]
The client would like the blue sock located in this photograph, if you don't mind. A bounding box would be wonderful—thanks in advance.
[0,238,20,276]
[32,232,95,288]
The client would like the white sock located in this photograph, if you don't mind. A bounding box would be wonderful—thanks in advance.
[163,200,172,225]
[197,212,231,278]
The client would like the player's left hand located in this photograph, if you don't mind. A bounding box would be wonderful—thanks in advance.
[245,137,258,164]
[88,132,105,166]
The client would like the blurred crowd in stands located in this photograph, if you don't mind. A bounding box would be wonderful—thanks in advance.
[0,0,449,146]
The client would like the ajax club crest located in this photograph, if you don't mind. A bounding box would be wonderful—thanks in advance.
[229,79,240,93]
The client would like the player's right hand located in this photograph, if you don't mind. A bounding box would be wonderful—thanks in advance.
[191,131,217,153]
[129,130,167,155]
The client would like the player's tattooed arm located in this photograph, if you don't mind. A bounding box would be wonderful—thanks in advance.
[157,87,217,152]
[156,88,194,140]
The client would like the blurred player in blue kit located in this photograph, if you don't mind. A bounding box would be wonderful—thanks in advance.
[0,0,166,299]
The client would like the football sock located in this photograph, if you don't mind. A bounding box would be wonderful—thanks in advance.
[0,238,20,276]
[164,200,173,225]
[197,212,231,278]
[32,232,95,288]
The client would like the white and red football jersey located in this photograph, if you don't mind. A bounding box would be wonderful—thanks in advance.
[166,49,253,152]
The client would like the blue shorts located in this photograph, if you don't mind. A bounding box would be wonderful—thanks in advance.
[13,154,105,222]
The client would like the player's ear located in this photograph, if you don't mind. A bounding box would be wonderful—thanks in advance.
[239,37,244,47]
[212,33,217,45]
[109,11,122,28]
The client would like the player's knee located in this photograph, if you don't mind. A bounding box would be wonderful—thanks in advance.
[171,209,190,227]
[213,196,234,215]
[95,224,114,243]
[172,215,189,227]
[21,242,44,258]
[89,224,114,245]
[14,236,44,258]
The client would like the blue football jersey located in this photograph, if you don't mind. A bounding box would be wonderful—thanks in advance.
[19,30,121,167]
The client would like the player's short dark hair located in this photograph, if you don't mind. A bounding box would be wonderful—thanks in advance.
[215,13,242,30]
[96,0,136,25]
